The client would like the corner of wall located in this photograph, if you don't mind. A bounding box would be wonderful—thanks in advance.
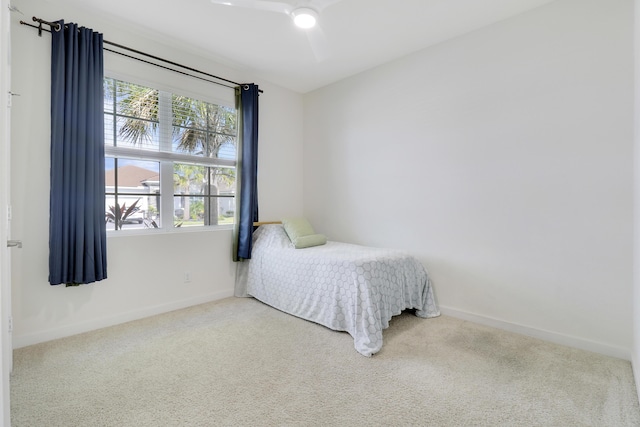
[440,306,632,361]
[633,0,640,407]
[633,353,640,404]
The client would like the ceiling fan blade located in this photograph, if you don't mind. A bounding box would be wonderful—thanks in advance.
[211,0,339,61]
[210,0,292,15]
[309,0,342,12]
[306,24,330,62]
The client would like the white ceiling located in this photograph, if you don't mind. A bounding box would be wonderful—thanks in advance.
[47,0,557,93]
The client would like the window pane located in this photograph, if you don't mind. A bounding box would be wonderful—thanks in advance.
[214,196,235,225]
[172,96,205,127]
[172,127,207,156]
[172,195,234,227]
[209,132,236,159]
[171,95,237,158]
[104,114,115,147]
[172,96,206,156]
[116,116,159,150]
[174,196,204,227]
[212,166,236,226]
[105,158,160,231]
[214,105,238,136]
[116,82,158,116]
[173,164,235,227]
[217,139,236,160]
[211,166,236,194]
[115,81,159,150]
[103,78,115,113]
[173,164,205,195]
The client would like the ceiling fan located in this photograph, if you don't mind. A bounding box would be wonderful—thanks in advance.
[210,0,343,60]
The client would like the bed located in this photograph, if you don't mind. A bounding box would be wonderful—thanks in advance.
[235,223,440,357]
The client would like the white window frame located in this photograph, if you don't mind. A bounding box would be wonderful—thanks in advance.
[104,76,237,234]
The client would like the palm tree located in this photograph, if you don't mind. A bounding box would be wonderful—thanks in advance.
[112,79,237,181]
[105,79,159,145]
[173,164,204,221]
[171,96,237,163]
[110,78,238,225]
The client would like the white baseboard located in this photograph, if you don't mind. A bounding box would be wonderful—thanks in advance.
[439,306,631,361]
[12,289,234,349]
[633,352,640,404]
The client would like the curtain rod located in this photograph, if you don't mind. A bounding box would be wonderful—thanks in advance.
[20,16,263,93]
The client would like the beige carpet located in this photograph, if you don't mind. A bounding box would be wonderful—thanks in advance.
[10,297,640,426]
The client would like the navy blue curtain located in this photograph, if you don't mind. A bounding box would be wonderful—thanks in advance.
[49,21,107,286]
[235,84,260,260]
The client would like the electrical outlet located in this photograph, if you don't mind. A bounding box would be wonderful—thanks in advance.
[184,271,191,283]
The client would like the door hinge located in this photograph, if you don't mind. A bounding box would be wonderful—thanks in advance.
[8,316,12,334]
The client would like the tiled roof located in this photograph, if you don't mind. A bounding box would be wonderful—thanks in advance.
[105,165,159,187]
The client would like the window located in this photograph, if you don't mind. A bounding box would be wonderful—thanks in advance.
[104,77,237,231]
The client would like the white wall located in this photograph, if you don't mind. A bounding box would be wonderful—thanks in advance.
[10,0,304,348]
[304,0,634,358]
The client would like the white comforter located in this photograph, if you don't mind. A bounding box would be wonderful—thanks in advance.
[238,225,440,356]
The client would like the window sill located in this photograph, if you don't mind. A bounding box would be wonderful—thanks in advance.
[106,224,234,238]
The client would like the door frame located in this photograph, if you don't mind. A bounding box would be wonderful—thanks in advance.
[0,0,13,424]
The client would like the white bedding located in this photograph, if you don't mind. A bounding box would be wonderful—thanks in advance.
[236,224,440,356]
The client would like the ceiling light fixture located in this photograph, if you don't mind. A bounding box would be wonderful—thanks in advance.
[291,7,318,29]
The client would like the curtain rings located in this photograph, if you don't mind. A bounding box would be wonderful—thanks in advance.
[32,17,62,36]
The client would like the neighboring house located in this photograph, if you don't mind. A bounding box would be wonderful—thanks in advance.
[105,165,160,189]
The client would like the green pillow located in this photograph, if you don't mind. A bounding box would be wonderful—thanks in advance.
[293,233,327,249]
[282,218,327,249]
[282,217,315,240]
